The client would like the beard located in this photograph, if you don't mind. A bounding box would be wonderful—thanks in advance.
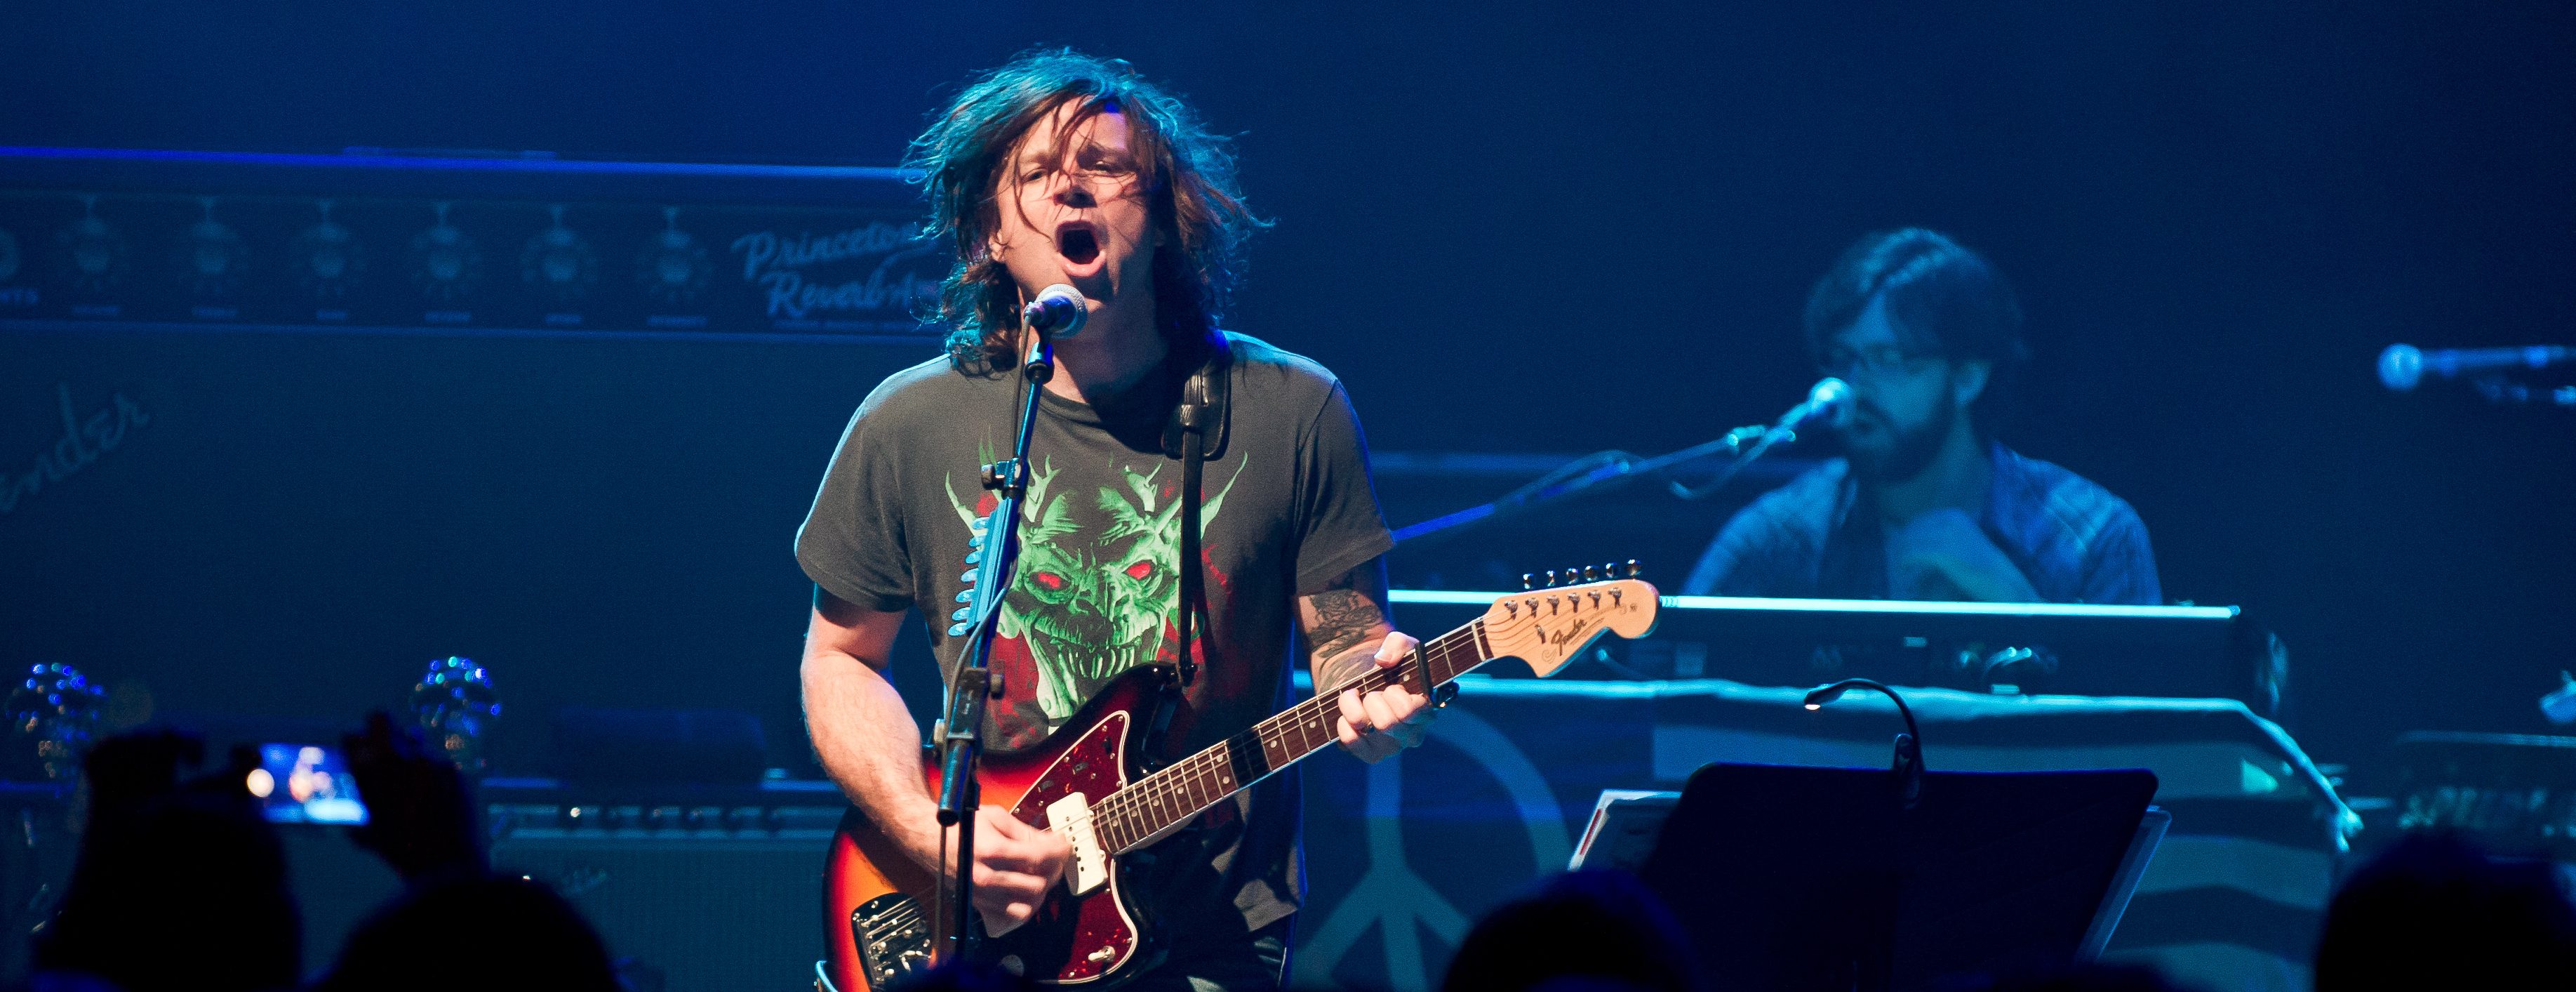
[1844,391,1954,484]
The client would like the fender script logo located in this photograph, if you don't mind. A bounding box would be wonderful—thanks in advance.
[1,384,149,517]
[1528,623,1596,653]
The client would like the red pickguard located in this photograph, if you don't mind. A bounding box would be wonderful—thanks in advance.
[822,668,1169,991]
[987,710,1140,983]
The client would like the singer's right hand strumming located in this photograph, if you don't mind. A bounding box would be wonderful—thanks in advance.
[801,587,1073,929]
[954,806,1072,928]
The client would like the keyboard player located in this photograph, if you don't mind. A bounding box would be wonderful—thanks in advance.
[1682,229,2162,605]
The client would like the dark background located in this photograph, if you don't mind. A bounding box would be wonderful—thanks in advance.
[4,0,2573,778]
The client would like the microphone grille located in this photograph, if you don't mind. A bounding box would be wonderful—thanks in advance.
[2377,344,2422,392]
[1808,378,1853,426]
[1025,283,1087,337]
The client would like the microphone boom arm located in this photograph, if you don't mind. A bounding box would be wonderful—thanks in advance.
[1391,428,1777,545]
[1390,379,1848,545]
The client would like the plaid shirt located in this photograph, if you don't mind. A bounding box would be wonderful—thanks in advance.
[1682,440,2162,604]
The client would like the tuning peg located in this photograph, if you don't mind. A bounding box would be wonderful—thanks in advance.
[1582,565,1601,582]
[1521,572,1537,590]
[1624,560,1642,578]
[1542,569,1560,587]
[1563,566,1582,585]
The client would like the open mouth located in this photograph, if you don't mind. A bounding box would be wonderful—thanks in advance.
[1055,223,1101,265]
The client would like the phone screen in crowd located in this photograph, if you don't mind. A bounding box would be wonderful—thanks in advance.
[248,743,369,825]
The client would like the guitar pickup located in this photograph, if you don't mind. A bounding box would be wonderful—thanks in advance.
[1048,793,1111,897]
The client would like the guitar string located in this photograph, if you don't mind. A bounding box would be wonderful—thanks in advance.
[915,591,1619,868]
[1092,607,1537,849]
[1088,598,1590,851]
[1091,621,1477,845]
[896,613,1494,891]
[869,901,924,937]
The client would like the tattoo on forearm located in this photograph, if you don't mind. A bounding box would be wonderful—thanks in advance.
[1308,587,1391,680]
[1307,590,1382,663]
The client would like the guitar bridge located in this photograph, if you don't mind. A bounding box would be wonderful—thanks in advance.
[851,893,932,988]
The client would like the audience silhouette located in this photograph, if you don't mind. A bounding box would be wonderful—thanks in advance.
[32,731,299,992]
[312,711,620,991]
[315,874,618,992]
[39,723,2576,992]
[20,715,621,992]
[1440,870,1705,992]
[2314,832,2576,990]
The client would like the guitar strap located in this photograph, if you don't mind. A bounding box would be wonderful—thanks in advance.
[1163,331,1232,694]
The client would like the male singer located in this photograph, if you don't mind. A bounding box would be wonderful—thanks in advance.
[798,51,1431,990]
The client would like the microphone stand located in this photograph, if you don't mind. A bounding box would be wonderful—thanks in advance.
[1665,423,1799,501]
[1389,422,1805,545]
[2468,376,2576,407]
[933,329,1056,964]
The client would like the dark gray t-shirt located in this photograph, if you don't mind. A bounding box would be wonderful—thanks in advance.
[796,332,1394,934]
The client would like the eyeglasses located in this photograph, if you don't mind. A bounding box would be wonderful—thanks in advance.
[1820,344,1942,381]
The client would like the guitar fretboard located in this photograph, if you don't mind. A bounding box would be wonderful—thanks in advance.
[1086,619,1491,855]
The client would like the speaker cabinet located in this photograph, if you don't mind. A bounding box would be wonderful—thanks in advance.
[489,804,840,992]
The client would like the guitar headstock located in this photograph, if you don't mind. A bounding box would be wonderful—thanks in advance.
[1477,567,1660,678]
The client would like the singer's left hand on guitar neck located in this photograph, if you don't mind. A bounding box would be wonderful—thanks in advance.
[1299,560,1434,765]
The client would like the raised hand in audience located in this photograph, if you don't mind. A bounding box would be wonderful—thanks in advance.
[343,709,486,884]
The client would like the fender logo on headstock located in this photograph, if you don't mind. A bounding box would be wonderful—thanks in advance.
[1538,626,1588,649]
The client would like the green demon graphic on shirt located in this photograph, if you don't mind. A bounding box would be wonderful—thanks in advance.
[946,454,1239,721]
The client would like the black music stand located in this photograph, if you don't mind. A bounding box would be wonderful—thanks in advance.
[1636,763,2158,992]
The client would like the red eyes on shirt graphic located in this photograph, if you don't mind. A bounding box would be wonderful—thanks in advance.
[1025,561,1149,596]
[947,458,1242,722]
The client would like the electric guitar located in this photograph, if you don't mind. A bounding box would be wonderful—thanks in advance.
[817,570,1660,991]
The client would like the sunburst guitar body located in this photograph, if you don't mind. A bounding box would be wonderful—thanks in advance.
[819,576,1660,991]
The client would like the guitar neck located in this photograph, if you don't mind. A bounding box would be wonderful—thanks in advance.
[1088,618,1496,856]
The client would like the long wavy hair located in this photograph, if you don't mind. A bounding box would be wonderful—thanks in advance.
[907,50,1267,373]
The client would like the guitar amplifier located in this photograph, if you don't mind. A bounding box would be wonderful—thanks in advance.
[0,148,949,795]
[483,779,848,992]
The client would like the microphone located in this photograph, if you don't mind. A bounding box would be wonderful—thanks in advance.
[2378,343,2575,392]
[1777,377,1853,433]
[1665,378,1853,502]
[1020,284,1088,338]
